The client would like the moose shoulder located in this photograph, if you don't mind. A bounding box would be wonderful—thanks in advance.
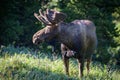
[32,9,97,77]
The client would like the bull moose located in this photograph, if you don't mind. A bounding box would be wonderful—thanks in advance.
[32,9,97,77]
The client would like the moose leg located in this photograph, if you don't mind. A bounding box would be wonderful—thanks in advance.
[77,58,85,77]
[52,46,57,60]
[61,44,69,75]
[62,55,69,76]
[86,58,91,74]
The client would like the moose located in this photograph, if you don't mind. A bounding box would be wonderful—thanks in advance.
[32,9,97,77]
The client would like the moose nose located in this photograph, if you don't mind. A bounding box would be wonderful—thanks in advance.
[33,40,38,45]
[32,37,38,44]
[32,39,36,44]
[33,38,42,45]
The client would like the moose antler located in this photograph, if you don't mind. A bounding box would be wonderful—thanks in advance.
[46,9,67,24]
[34,9,52,25]
[34,9,67,25]
[46,9,55,24]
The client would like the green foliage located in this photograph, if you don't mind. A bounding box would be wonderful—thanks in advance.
[0,46,120,80]
[0,0,42,46]
[0,0,120,65]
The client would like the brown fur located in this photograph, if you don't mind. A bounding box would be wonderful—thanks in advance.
[32,9,97,77]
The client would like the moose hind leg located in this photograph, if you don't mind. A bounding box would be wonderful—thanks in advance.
[77,58,85,77]
[86,58,91,74]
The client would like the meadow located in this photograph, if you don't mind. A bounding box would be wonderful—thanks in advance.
[0,45,120,80]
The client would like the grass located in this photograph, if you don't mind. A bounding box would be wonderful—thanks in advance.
[0,45,120,80]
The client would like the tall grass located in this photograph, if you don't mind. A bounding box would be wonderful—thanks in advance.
[0,45,120,80]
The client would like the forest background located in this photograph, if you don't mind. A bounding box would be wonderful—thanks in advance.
[0,0,120,67]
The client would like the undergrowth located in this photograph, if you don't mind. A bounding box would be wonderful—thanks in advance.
[0,45,120,80]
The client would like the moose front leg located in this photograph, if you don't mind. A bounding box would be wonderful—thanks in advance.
[62,55,69,76]
[77,58,85,77]
[51,46,58,60]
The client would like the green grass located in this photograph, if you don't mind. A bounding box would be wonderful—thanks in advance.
[0,45,120,80]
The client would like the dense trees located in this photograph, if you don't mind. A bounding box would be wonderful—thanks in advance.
[0,0,120,65]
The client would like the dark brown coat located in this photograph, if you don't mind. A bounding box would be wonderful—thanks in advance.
[32,9,97,77]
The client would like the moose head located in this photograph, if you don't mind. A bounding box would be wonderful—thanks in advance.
[32,9,67,45]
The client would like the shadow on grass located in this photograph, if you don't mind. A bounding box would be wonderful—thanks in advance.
[0,64,76,80]
[0,60,77,80]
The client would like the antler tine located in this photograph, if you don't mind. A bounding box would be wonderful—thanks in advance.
[34,13,51,25]
[39,9,52,25]
[39,9,46,20]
